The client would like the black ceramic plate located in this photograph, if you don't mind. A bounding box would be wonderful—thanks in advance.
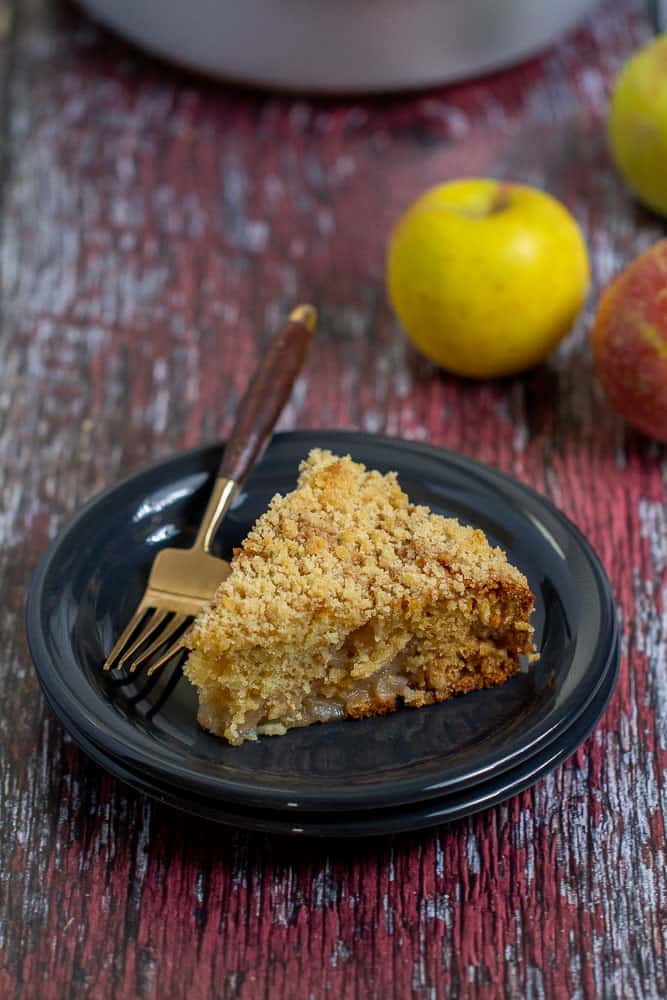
[37,633,619,837]
[27,431,618,813]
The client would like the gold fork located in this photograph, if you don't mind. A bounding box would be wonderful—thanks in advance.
[103,304,317,675]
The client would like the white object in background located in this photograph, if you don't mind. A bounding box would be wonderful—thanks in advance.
[79,0,601,94]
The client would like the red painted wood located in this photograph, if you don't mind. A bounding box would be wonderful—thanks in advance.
[2,0,666,997]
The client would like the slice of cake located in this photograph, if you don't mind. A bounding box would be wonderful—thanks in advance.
[185,450,535,745]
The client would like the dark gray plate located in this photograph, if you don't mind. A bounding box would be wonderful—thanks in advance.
[26,431,618,813]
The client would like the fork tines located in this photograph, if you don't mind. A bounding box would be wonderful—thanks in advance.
[103,605,191,675]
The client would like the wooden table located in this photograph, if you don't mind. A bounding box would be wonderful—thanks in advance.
[2,1,666,996]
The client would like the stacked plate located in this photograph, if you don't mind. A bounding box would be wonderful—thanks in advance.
[27,432,619,837]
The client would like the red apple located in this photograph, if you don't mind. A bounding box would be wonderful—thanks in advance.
[591,240,667,443]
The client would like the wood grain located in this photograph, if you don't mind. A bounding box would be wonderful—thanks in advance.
[1,0,666,997]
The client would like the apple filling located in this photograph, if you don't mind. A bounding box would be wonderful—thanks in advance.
[189,601,527,745]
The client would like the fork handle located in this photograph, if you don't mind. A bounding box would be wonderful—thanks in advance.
[219,304,316,484]
[193,304,317,553]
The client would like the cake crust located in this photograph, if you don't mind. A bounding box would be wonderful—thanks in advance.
[185,449,535,744]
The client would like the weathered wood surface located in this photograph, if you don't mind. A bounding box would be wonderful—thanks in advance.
[1,0,666,996]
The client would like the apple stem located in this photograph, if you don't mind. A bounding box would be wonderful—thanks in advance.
[489,183,513,214]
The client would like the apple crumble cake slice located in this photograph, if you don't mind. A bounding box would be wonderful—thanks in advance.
[184,449,535,745]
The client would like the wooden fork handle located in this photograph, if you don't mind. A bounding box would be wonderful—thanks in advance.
[218,304,317,486]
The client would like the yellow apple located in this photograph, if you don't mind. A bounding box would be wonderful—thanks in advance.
[609,35,667,217]
[386,179,590,378]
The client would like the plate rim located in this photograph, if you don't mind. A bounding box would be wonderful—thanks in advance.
[26,430,619,811]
